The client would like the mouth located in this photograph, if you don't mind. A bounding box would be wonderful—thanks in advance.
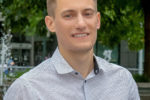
[72,33,89,38]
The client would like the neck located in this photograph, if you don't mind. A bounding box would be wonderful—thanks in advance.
[59,47,94,78]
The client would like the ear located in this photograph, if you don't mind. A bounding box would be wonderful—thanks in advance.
[96,12,101,29]
[45,16,55,32]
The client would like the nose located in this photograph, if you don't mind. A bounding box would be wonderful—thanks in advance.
[75,14,86,31]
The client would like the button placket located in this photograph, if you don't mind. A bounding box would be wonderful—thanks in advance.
[83,80,88,100]
[75,72,79,75]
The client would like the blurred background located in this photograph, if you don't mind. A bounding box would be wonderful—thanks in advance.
[0,0,150,100]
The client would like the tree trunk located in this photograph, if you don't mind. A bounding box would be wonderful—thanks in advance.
[144,12,150,77]
[142,0,150,77]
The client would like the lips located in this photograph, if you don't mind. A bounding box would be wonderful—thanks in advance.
[72,33,89,38]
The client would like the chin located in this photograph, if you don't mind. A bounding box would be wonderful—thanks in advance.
[70,45,94,53]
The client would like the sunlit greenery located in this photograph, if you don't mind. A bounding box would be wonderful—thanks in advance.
[0,0,47,36]
[0,0,144,50]
[97,0,144,50]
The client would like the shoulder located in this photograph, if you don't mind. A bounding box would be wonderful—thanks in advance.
[95,56,137,87]
[4,77,28,100]
[95,56,140,99]
[21,58,56,80]
[95,56,132,79]
[4,58,57,99]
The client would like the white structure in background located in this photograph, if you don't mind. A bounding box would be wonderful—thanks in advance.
[0,31,12,86]
[103,50,112,62]
[138,50,144,75]
[138,22,144,75]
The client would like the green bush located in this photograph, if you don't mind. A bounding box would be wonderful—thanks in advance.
[6,69,30,78]
[133,74,150,82]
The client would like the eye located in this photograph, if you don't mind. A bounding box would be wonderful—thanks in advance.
[85,13,91,16]
[62,12,75,19]
[84,12,94,17]
[64,14,72,18]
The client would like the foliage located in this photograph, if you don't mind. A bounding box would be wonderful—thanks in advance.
[97,0,144,50]
[133,74,150,82]
[0,0,47,36]
[0,0,144,50]
[6,68,31,78]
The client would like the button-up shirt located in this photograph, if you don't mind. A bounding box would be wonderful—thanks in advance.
[4,48,140,100]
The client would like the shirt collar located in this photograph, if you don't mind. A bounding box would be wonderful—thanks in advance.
[93,56,99,75]
[94,55,107,73]
[51,48,74,74]
[51,48,105,75]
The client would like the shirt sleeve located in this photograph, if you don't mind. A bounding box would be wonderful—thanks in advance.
[4,78,24,100]
[3,77,38,100]
[126,71,140,100]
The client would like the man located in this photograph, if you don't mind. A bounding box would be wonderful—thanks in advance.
[4,0,140,100]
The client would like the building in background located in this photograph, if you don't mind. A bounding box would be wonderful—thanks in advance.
[95,40,144,74]
[0,34,57,66]
[0,13,144,74]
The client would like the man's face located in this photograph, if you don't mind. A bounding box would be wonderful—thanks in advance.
[46,0,100,53]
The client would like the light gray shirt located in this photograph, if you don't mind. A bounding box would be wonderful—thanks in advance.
[4,48,140,100]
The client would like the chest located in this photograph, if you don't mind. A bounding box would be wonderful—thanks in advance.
[29,76,129,100]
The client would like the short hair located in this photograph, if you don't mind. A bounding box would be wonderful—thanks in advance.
[46,0,97,17]
[47,0,56,17]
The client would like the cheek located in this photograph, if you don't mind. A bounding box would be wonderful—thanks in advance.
[55,21,71,33]
[87,18,98,29]
[89,21,98,39]
[55,24,71,43]
[88,22,98,34]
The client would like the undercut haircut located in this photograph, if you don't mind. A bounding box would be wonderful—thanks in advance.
[47,0,56,17]
[46,0,97,17]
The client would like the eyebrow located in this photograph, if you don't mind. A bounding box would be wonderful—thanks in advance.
[61,10,75,15]
[84,8,96,12]
[61,8,96,15]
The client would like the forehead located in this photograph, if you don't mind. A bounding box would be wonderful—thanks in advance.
[55,0,96,12]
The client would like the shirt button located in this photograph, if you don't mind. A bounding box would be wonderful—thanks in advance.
[84,80,87,83]
[95,69,99,75]
[75,72,78,75]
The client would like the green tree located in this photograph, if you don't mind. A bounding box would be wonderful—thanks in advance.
[0,0,47,36]
[98,0,150,78]
[0,0,144,49]
[97,0,144,50]
[1,0,150,77]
